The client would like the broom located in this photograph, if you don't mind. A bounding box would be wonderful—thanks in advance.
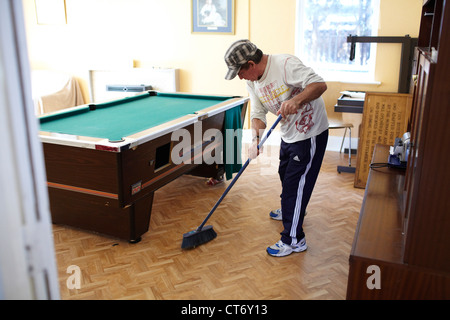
[181,115,283,249]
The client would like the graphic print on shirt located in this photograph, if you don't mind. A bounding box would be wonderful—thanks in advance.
[257,81,314,133]
[257,80,289,114]
[295,103,314,134]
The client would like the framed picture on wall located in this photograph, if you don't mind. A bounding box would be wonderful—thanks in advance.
[192,0,235,34]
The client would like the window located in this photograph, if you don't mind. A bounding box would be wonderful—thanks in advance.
[296,0,380,82]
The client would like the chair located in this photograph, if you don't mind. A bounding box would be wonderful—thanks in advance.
[328,121,355,173]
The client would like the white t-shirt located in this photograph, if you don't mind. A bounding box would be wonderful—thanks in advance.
[248,54,329,143]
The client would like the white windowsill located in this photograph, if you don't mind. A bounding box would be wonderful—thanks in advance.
[336,80,381,85]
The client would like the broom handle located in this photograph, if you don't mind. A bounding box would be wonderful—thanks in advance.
[197,114,283,231]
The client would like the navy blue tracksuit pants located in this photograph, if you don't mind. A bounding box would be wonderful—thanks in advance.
[278,129,328,245]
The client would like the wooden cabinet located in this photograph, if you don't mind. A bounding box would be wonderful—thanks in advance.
[403,0,450,273]
[347,0,450,299]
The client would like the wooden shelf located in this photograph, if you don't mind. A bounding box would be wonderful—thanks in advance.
[347,146,450,300]
[350,145,404,264]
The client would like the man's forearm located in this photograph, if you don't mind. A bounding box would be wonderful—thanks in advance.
[251,118,267,141]
[278,82,327,119]
[292,82,327,107]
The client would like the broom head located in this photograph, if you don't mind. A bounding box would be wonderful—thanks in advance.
[181,225,217,249]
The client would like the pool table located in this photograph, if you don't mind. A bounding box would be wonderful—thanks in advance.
[39,91,248,242]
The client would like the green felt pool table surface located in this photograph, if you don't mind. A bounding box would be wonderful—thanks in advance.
[39,91,234,142]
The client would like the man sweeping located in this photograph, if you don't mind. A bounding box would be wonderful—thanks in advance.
[224,40,329,257]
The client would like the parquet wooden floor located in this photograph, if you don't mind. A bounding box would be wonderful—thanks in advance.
[53,144,364,300]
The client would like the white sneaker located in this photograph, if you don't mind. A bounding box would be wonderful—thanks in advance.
[269,208,307,221]
[266,238,307,257]
[269,208,282,220]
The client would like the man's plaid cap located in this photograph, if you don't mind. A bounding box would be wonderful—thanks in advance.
[224,39,258,80]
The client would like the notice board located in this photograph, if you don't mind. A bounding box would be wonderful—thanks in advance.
[355,92,412,188]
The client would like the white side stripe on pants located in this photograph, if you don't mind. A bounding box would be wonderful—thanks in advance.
[290,136,316,245]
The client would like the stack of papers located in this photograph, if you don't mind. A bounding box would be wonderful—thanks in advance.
[340,91,366,99]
